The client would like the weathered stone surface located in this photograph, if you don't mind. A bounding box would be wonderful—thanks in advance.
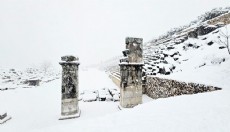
[61,55,78,62]
[197,25,217,36]
[59,55,80,118]
[119,37,143,108]
[125,37,143,63]
[188,30,198,38]
[145,77,221,99]
[120,85,142,108]
[120,65,142,88]
[28,79,41,86]
[207,13,230,25]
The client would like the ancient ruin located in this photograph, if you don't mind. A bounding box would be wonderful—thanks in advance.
[0,112,11,124]
[59,55,80,120]
[145,77,221,99]
[119,37,144,108]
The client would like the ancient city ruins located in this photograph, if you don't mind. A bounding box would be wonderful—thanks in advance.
[54,37,221,120]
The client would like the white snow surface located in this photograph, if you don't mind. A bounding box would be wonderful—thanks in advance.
[1,68,230,132]
[0,69,153,132]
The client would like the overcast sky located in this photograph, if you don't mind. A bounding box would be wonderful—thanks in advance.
[0,0,229,69]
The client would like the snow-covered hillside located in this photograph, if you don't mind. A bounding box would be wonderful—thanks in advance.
[144,24,230,75]
[0,68,60,90]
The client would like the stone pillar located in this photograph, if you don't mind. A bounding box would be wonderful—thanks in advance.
[59,55,80,120]
[119,37,144,108]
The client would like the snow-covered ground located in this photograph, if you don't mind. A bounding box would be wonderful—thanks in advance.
[1,68,229,132]
[0,69,153,132]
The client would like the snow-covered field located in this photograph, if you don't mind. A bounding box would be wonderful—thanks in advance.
[1,68,230,132]
[0,69,153,132]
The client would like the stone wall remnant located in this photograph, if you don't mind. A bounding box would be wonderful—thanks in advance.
[59,55,80,120]
[145,76,221,99]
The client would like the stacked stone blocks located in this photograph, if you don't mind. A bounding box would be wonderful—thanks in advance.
[119,37,144,108]
[59,55,80,120]
[145,77,221,99]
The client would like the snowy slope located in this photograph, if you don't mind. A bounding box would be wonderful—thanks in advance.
[143,24,230,86]
[150,24,230,89]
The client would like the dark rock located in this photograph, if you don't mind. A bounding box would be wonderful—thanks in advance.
[158,68,166,74]
[165,72,170,75]
[167,47,175,50]
[174,58,179,61]
[163,54,169,57]
[207,41,214,46]
[0,113,7,120]
[197,25,217,36]
[188,43,193,47]
[188,30,198,38]
[28,80,41,86]
[199,63,206,68]
[219,46,226,49]
[122,49,130,57]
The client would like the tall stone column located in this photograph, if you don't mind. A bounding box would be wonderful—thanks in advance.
[119,37,144,108]
[59,55,80,120]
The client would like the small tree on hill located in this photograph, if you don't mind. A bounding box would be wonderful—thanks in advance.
[218,25,230,55]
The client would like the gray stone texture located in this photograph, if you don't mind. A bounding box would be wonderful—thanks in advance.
[125,37,143,63]
[119,37,143,108]
[61,55,78,62]
[59,56,80,116]
[0,113,7,120]
[145,77,221,99]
